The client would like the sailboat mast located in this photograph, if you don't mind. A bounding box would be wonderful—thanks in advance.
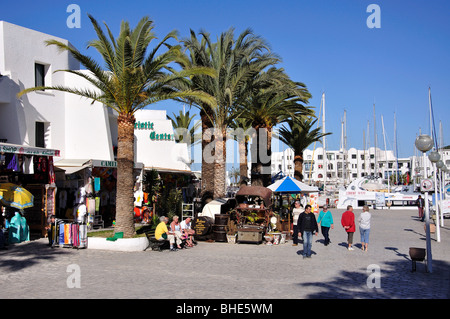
[381,115,390,192]
[322,92,327,190]
[373,103,378,178]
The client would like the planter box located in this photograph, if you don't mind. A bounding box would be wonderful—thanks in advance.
[87,237,149,252]
[227,234,237,244]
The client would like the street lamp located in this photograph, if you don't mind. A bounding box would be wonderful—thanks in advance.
[436,160,445,228]
[414,134,433,273]
[428,151,441,243]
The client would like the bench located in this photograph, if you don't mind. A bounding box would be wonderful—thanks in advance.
[144,229,168,251]
[144,229,188,251]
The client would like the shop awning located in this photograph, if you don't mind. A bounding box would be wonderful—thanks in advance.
[145,166,194,174]
[54,159,91,175]
[54,158,144,175]
[0,142,60,157]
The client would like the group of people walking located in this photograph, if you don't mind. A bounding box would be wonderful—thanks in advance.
[292,202,371,258]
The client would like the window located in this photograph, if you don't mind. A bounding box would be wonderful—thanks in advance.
[35,122,50,148]
[35,63,46,88]
[35,122,45,147]
[318,155,323,160]
[352,154,357,159]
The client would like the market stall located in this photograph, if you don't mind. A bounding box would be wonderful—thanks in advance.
[267,176,319,235]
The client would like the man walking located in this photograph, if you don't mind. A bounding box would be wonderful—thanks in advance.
[341,205,355,251]
[297,204,318,258]
[416,195,425,221]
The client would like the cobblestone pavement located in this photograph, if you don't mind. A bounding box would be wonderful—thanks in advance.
[1,208,449,299]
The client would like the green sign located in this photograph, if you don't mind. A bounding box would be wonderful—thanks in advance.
[150,131,173,141]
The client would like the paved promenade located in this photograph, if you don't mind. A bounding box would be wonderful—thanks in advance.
[1,208,449,299]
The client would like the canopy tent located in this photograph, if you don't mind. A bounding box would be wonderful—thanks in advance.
[267,176,319,193]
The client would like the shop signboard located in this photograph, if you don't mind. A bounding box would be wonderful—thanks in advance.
[0,142,60,157]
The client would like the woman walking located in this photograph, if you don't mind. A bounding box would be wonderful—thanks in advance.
[292,201,303,246]
[358,205,371,251]
[317,204,334,246]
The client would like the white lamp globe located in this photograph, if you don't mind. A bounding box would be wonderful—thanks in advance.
[428,151,440,163]
[415,135,433,153]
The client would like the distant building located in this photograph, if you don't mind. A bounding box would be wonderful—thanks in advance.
[270,146,449,187]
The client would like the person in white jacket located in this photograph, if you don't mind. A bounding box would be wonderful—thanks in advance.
[358,205,371,252]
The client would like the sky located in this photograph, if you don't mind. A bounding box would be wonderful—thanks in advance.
[1,0,449,160]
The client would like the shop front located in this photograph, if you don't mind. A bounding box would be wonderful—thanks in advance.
[54,159,144,229]
[0,142,61,238]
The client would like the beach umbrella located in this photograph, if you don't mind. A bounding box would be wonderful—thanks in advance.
[0,183,34,209]
[267,176,319,193]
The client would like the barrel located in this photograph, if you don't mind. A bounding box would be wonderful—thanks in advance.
[192,216,214,240]
[215,214,229,226]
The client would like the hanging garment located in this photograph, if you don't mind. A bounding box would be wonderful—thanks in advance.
[79,224,87,248]
[23,156,34,174]
[64,224,70,245]
[6,153,18,171]
[19,215,30,242]
[71,223,80,247]
[8,212,22,243]
[59,223,65,245]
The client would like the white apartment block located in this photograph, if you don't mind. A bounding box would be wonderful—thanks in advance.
[271,146,450,187]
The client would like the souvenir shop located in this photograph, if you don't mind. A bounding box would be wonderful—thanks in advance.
[0,142,61,239]
[55,159,144,229]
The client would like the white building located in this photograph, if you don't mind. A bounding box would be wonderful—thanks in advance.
[271,147,418,186]
[0,21,193,231]
[0,20,191,172]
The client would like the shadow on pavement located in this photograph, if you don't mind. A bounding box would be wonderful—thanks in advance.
[0,239,69,272]
[297,257,450,299]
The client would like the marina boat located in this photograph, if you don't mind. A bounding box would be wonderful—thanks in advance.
[337,177,421,210]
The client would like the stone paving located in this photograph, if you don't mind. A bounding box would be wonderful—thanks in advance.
[1,208,449,299]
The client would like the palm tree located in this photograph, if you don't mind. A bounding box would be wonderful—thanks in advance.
[181,28,279,198]
[167,108,201,146]
[18,15,214,237]
[278,117,332,181]
[231,117,252,183]
[238,68,313,186]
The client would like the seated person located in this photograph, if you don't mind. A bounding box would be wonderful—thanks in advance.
[180,217,195,247]
[170,215,184,249]
[155,216,181,251]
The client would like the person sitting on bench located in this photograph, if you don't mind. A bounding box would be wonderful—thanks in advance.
[155,216,182,251]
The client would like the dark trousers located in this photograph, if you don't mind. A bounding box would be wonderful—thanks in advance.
[321,226,330,245]
[293,225,299,244]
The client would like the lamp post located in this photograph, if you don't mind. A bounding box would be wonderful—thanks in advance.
[436,160,446,227]
[415,134,433,273]
[428,151,441,242]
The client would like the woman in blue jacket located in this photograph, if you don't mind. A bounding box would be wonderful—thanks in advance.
[317,204,334,246]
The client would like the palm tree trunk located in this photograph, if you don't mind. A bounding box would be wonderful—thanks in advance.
[201,108,214,197]
[115,113,136,238]
[262,127,272,186]
[250,126,263,186]
[294,153,304,182]
[213,126,226,198]
[239,138,248,183]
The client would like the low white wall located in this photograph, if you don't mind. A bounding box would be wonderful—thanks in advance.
[87,237,149,252]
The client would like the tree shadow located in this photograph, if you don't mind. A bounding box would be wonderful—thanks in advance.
[297,257,450,299]
[0,239,69,272]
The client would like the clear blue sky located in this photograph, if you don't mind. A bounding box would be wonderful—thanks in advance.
[2,0,449,158]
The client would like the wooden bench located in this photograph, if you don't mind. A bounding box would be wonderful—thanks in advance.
[144,229,168,251]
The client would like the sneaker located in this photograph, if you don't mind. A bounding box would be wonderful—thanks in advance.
[348,247,354,251]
